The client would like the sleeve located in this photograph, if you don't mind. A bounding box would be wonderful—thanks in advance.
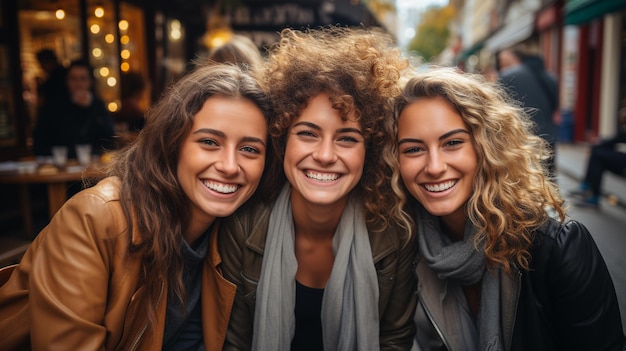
[548,220,624,351]
[379,230,418,350]
[28,191,117,351]
[219,213,256,350]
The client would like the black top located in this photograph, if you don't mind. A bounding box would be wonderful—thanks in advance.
[33,96,115,157]
[291,280,325,351]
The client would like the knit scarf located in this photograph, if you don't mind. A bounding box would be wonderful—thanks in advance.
[417,207,503,351]
[253,185,380,350]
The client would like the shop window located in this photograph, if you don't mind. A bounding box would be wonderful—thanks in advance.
[86,0,119,112]
[18,0,82,125]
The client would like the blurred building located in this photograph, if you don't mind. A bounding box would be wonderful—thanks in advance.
[443,0,626,143]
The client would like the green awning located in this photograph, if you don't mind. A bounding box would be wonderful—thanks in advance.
[455,42,484,62]
[565,0,626,25]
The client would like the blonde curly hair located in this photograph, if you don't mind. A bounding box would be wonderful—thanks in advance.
[260,26,412,234]
[391,67,566,272]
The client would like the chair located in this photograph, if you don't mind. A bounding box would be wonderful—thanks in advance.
[0,263,17,286]
[0,237,30,268]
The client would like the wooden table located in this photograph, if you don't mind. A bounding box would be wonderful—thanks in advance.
[0,163,106,238]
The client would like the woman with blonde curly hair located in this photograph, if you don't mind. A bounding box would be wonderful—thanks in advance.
[219,27,416,350]
[392,67,623,350]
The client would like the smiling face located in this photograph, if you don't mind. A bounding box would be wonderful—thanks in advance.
[66,65,92,95]
[177,95,267,231]
[283,93,366,210]
[397,96,477,231]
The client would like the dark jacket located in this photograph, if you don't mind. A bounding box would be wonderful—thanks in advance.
[33,95,115,157]
[413,218,624,351]
[499,62,558,144]
[218,200,418,350]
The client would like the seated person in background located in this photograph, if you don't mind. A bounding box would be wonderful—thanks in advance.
[35,48,69,108]
[33,59,115,158]
[569,103,626,207]
[113,71,147,145]
[205,34,263,70]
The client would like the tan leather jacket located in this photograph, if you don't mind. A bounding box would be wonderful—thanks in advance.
[0,177,236,351]
[218,200,418,350]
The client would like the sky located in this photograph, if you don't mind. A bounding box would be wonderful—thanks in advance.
[396,0,448,11]
[395,0,449,49]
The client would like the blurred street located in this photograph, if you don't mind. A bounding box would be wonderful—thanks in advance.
[556,143,626,334]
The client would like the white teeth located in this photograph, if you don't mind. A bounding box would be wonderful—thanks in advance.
[306,171,339,182]
[203,180,239,194]
[424,180,456,192]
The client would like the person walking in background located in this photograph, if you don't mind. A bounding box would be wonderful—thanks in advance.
[32,59,115,158]
[498,48,560,179]
[219,27,417,350]
[393,67,624,351]
[569,102,626,208]
[0,64,274,350]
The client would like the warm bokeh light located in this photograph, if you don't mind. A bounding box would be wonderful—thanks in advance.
[108,102,119,112]
[105,34,115,43]
[107,77,117,87]
[92,48,102,58]
[120,62,130,72]
[120,35,130,45]
[120,49,130,59]
[94,7,104,18]
[99,67,110,77]
[170,20,182,41]
[118,20,129,31]
[204,27,232,49]
[55,9,65,20]
[170,28,182,40]
[90,24,101,34]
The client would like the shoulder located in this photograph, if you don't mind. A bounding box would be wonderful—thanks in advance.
[220,201,271,252]
[368,221,413,264]
[529,218,603,275]
[532,218,592,249]
[72,176,122,203]
[57,177,126,237]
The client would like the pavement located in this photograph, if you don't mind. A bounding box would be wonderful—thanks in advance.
[556,142,626,335]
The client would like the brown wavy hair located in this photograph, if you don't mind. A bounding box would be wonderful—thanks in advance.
[391,67,565,272]
[107,64,273,324]
[259,26,412,234]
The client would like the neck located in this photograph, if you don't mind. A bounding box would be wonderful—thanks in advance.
[185,218,214,246]
[290,191,347,239]
[441,213,467,242]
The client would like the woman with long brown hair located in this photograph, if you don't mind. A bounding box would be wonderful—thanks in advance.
[0,64,274,350]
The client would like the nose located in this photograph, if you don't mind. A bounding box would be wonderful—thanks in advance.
[215,148,239,176]
[425,150,447,175]
[312,139,337,164]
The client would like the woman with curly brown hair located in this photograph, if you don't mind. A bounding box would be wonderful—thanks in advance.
[219,27,416,350]
[0,64,274,350]
[392,67,623,350]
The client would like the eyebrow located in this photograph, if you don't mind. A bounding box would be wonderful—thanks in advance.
[398,128,469,145]
[192,128,266,146]
[293,121,363,135]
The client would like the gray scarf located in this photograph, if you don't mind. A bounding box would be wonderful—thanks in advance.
[253,185,380,350]
[417,207,503,351]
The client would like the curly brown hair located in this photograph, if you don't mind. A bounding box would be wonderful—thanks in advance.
[392,67,566,272]
[260,26,411,233]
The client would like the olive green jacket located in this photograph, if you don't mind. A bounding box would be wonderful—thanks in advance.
[219,201,418,350]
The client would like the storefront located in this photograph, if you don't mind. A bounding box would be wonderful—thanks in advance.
[564,0,626,141]
[0,0,201,160]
